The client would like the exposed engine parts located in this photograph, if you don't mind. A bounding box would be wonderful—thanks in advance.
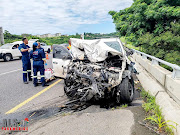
[64,55,135,104]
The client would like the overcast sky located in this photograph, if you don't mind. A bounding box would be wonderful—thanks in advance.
[0,0,133,35]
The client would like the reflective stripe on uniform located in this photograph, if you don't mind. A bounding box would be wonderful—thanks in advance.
[42,58,46,60]
[27,70,31,72]
[20,48,23,52]
[23,71,27,73]
[32,76,37,78]
[41,75,45,78]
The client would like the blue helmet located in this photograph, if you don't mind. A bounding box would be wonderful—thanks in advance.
[33,42,38,47]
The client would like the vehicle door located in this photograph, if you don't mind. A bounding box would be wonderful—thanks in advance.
[52,45,72,78]
[11,44,21,57]
[40,43,47,51]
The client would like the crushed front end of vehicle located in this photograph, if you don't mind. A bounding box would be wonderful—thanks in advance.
[64,38,135,104]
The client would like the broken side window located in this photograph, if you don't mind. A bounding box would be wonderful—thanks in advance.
[104,41,121,52]
[53,46,72,59]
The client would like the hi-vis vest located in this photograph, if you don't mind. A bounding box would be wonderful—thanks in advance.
[67,44,71,50]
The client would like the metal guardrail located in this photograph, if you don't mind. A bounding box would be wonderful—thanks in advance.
[133,49,180,79]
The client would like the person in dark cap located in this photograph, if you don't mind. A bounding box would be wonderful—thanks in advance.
[18,38,32,84]
[30,42,48,87]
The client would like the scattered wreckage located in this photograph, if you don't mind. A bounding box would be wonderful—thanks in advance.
[53,38,136,104]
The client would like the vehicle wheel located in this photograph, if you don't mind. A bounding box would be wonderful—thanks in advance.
[3,54,12,62]
[47,49,50,53]
[118,77,134,103]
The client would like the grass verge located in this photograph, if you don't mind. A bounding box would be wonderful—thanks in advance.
[141,89,178,135]
[111,104,128,110]
[120,37,140,50]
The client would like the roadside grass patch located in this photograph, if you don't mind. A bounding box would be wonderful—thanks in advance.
[120,37,140,50]
[141,90,177,135]
[120,104,128,109]
[111,104,128,110]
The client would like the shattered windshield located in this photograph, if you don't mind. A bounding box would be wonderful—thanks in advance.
[104,41,121,52]
[0,44,12,49]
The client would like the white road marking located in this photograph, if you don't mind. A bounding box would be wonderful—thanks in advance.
[0,68,22,76]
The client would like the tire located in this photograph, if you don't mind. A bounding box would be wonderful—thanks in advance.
[47,48,50,53]
[3,54,12,62]
[118,77,134,103]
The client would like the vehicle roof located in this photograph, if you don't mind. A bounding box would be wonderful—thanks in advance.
[0,43,14,47]
[12,39,39,44]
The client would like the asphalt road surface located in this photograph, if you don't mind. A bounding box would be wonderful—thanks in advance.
[0,53,156,135]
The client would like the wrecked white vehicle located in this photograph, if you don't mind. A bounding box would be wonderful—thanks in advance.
[53,38,135,104]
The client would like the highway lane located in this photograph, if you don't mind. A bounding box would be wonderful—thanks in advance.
[0,53,62,117]
[0,58,22,75]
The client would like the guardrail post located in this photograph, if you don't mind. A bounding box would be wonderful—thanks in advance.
[142,55,147,59]
[152,59,159,65]
[172,69,180,79]
[136,52,140,55]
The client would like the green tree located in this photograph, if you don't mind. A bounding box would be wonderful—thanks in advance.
[109,0,180,66]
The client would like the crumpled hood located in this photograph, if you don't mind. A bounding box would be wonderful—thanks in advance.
[70,38,125,63]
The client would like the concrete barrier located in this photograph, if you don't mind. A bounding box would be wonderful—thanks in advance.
[132,53,180,105]
[165,74,180,105]
[135,62,165,96]
[133,53,171,86]
[149,64,170,86]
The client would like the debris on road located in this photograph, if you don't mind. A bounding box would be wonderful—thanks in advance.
[59,101,91,113]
